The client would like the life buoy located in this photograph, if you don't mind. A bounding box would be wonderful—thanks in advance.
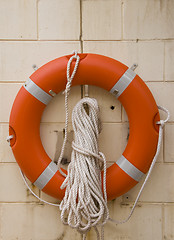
[8,53,160,201]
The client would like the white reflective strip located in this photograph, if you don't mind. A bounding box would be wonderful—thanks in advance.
[116,155,144,182]
[23,78,52,105]
[34,162,58,189]
[110,68,136,98]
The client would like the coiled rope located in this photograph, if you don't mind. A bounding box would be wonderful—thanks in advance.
[59,97,109,239]
[14,51,170,240]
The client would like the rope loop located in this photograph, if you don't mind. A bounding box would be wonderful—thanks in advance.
[65,51,80,95]
[156,105,170,128]
[72,50,78,58]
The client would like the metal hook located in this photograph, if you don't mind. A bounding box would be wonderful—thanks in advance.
[130,63,138,71]
[32,64,38,71]
[84,85,89,97]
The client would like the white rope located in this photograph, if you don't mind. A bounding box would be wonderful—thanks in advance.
[109,105,170,225]
[59,97,109,239]
[56,50,80,176]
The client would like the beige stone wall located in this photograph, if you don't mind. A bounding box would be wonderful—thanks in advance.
[0,0,174,239]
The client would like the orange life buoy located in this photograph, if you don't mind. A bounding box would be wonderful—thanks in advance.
[8,53,160,201]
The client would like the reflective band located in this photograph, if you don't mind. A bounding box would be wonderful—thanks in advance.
[110,68,136,98]
[116,155,144,182]
[23,78,52,105]
[34,161,58,189]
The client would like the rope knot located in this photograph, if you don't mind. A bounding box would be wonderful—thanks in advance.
[156,105,170,128]
[156,120,165,128]
[72,50,78,58]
